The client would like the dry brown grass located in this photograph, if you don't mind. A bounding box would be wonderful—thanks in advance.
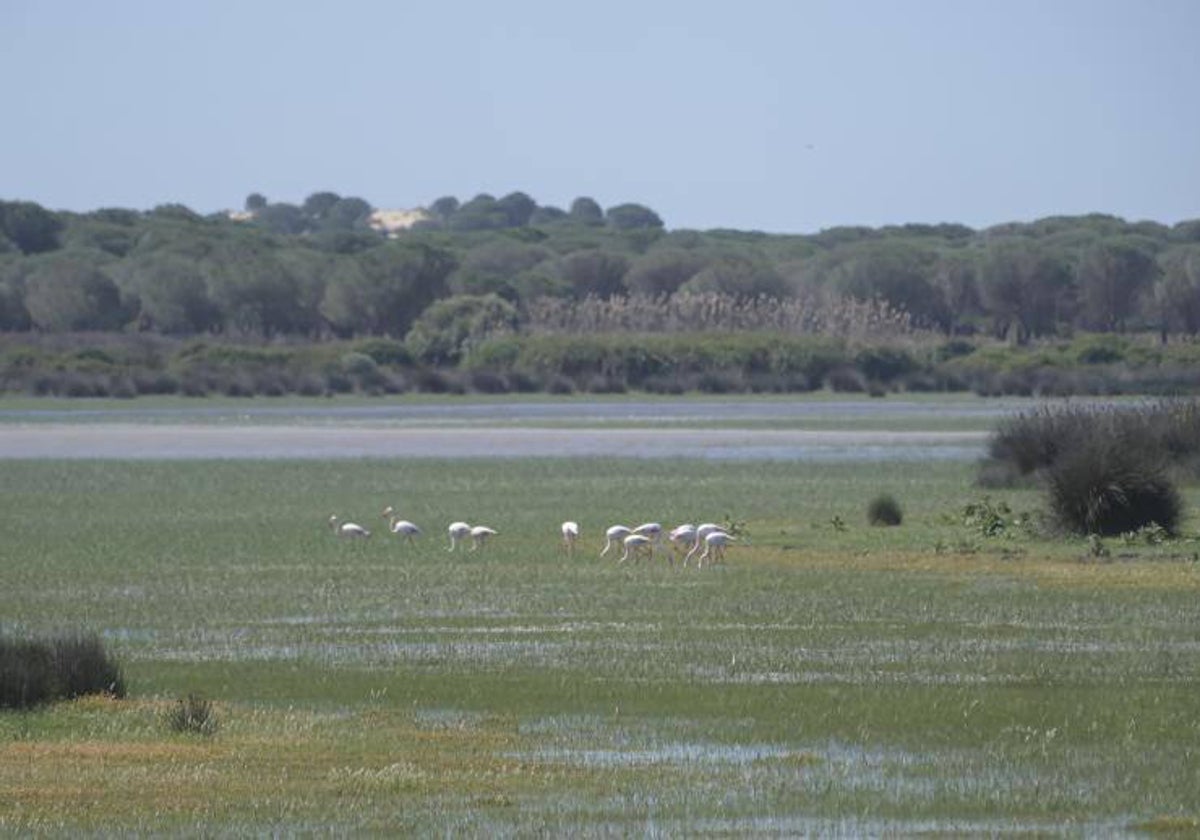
[526,292,925,342]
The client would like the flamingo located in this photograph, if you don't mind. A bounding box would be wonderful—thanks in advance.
[698,531,735,568]
[685,523,725,565]
[668,524,698,563]
[329,514,370,539]
[632,522,663,541]
[382,506,421,544]
[447,521,471,551]
[618,533,653,564]
[600,525,632,557]
[470,525,498,551]
[561,521,580,556]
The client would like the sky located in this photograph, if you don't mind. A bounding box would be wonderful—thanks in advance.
[3,0,1199,233]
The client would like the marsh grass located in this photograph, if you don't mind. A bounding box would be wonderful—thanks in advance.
[1,458,1199,832]
[163,693,218,736]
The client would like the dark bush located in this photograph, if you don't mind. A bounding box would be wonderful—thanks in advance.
[1045,438,1182,536]
[867,493,903,526]
[353,338,413,367]
[469,370,510,394]
[0,637,54,708]
[988,400,1200,481]
[855,347,915,383]
[585,374,626,394]
[506,370,542,393]
[0,632,124,709]
[546,375,575,395]
[132,371,179,395]
[826,367,866,393]
[52,633,126,700]
[696,371,745,394]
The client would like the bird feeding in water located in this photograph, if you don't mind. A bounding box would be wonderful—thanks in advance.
[600,525,632,557]
[447,521,471,551]
[469,525,498,550]
[618,533,654,564]
[382,507,421,544]
[329,515,370,539]
[561,521,580,556]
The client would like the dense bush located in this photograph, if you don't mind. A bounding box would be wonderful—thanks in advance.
[987,399,1200,480]
[1045,438,1182,536]
[867,494,904,526]
[0,632,125,709]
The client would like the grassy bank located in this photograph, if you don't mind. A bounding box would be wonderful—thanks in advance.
[1,459,1199,832]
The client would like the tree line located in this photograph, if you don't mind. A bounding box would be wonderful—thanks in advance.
[3,193,1200,355]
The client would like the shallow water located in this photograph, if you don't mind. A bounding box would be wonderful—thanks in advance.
[0,397,1029,425]
[0,423,986,460]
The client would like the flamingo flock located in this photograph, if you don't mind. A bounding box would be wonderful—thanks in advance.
[329,511,736,568]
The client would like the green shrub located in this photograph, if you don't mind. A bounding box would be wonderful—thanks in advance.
[0,632,124,709]
[353,338,413,367]
[855,347,915,382]
[1045,438,1182,536]
[866,493,903,526]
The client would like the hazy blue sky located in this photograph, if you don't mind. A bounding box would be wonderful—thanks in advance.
[4,0,1198,232]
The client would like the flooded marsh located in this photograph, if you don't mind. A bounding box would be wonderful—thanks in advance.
[1,444,1199,832]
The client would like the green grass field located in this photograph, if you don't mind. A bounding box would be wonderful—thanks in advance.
[2,458,1199,833]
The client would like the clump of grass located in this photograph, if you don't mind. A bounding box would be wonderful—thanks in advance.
[164,693,219,736]
[0,632,125,709]
[866,493,903,526]
[1045,438,1182,537]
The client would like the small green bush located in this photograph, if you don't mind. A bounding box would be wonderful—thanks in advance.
[866,494,903,526]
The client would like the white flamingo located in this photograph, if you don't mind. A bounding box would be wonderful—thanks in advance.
[382,506,421,544]
[447,521,471,551]
[632,522,663,541]
[698,531,735,568]
[619,533,653,564]
[668,524,698,563]
[685,523,724,565]
[329,514,370,539]
[600,525,632,557]
[561,521,580,556]
[470,525,498,551]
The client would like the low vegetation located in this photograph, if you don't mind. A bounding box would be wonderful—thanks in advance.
[7,328,1200,399]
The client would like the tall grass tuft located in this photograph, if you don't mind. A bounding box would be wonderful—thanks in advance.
[0,632,125,709]
[1045,437,1182,536]
[164,693,219,736]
